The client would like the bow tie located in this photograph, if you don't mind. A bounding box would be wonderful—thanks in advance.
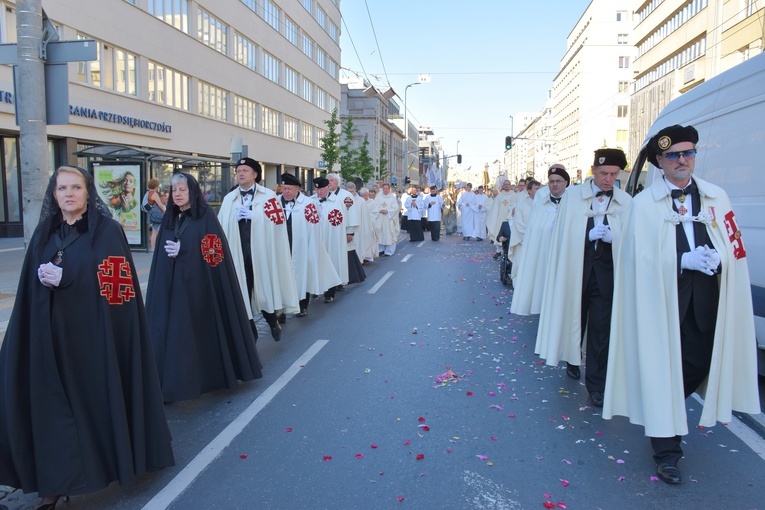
[240,188,255,197]
[550,196,561,205]
[319,198,326,203]
[670,183,697,200]
[596,190,613,197]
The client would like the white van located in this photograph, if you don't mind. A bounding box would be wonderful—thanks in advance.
[626,52,765,376]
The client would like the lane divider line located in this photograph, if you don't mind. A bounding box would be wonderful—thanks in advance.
[401,254,413,263]
[367,271,394,294]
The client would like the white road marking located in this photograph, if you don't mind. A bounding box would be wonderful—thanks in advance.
[142,340,330,510]
[691,394,765,460]
[401,254,413,262]
[0,247,23,253]
[417,241,425,247]
[461,470,522,510]
[367,270,394,294]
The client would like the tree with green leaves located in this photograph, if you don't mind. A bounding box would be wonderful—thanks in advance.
[377,140,389,180]
[339,116,357,181]
[355,134,375,183]
[319,108,341,173]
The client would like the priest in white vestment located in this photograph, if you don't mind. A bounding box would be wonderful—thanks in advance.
[507,180,540,281]
[370,183,399,256]
[456,183,476,240]
[487,180,518,258]
[357,188,378,262]
[472,186,489,241]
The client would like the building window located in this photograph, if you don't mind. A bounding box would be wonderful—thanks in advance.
[302,79,314,104]
[618,81,629,93]
[235,34,257,71]
[149,0,188,33]
[328,20,339,42]
[284,16,299,46]
[617,33,628,45]
[747,0,757,16]
[77,36,137,96]
[316,46,326,70]
[198,8,227,54]
[262,0,280,31]
[284,116,298,141]
[327,58,339,79]
[316,128,327,147]
[262,106,280,136]
[328,95,338,113]
[198,81,228,121]
[284,66,299,95]
[316,87,327,110]
[148,61,189,110]
[262,51,280,84]
[302,0,314,16]
[616,10,628,22]
[240,0,257,13]
[617,105,628,117]
[302,123,314,146]
[616,130,628,143]
[618,56,630,68]
[234,95,257,130]
[302,34,314,60]
[316,6,327,29]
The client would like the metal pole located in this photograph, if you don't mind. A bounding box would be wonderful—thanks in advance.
[17,0,48,247]
[403,82,419,186]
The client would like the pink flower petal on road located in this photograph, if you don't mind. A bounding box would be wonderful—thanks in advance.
[476,454,488,460]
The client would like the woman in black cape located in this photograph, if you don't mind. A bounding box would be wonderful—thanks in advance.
[146,172,262,403]
[0,166,174,509]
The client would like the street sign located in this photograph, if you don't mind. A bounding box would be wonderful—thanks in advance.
[391,176,397,182]
[318,160,326,169]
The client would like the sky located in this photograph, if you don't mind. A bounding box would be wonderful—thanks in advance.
[339,0,593,171]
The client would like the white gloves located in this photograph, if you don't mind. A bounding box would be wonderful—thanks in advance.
[588,223,608,242]
[237,206,253,221]
[38,262,63,288]
[681,245,719,275]
[165,240,181,258]
[601,225,613,244]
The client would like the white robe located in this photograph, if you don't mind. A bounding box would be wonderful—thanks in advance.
[218,185,299,317]
[509,187,561,316]
[473,194,489,239]
[422,194,444,222]
[334,188,359,251]
[357,197,378,261]
[487,190,517,245]
[404,195,423,221]
[603,176,760,436]
[534,179,631,365]
[316,192,349,284]
[457,190,476,237]
[279,192,341,296]
[508,191,533,280]
[370,192,399,246]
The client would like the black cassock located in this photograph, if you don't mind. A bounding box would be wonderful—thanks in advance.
[146,206,262,403]
[0,216,174,497]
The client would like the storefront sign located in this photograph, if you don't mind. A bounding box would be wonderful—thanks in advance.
[69,105,172,133]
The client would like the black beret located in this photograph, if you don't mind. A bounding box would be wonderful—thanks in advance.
[281,173,301,187]
[593,148,627,169]
[647,124,699,167]
[548,165,570,186]
[313,177,329,189]
[236,157,262,183]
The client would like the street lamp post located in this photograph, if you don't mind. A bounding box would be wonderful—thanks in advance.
[403,82,420,185]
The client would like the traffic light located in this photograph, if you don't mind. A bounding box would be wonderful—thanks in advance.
[504,136,513,150]
[457,154,462,164]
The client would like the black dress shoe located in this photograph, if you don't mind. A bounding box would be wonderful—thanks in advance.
[493,252,501,259]
[324,296,334,303]
[476,237,483,241]
[270,323,282,342]
[277,312,286,324]
[296,309,307,317]
[565,362,581,380]
[589,391,604,407]
[656,463,681,485]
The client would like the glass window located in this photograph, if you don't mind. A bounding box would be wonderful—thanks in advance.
[328,20,339,42]
[262,0,280,31]
[616,10,628,22]
[262,51,280,84]
[616,130,628,143]
[284,17,299,46]
[76,36,136,96]
[284,116,298,141]
[302,79,314,104]
[302,34,314,60]
[617,33,628,45]
[198,8,227,54]
[199,81,228,121]
[316,87,327,110]
[3,138,20,222]
[302,0,314,16]
[316,6,326,29]
[618,81,629,93]
[284,66,299,95]
[149,0,188,33]
[235,34,257,71]
[302,123,314,146]
[262,106,280,136]
[316,46,326,70]
[234,95,257,130]
[617,105,628,117]
[240,0,257,14]
[148,61,189,110]
[618,56,630,68]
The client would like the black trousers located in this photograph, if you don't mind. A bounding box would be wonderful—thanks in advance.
[580,270,612,393]
[421,217,429,231]
[429,221,441,241]
[651,298,716,464]
[299,294,310,312]
[408,219,424,241]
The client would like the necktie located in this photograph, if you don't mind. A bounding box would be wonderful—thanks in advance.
[596,190,613,197]
[550,196,561,205]
[240,188,255,197]
[670,183,697,201]
[319,198,326,203]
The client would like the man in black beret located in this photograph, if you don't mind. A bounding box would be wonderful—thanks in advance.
[218,158,299,342]
[536,149,631,409]
[313,177,348,303]
[604,124,760,485]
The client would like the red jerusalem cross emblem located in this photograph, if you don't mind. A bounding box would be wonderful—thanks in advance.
[263,197,286,225]
[344,196,354,209]
[328,208,343,226]
[201,234,224,267]
[304,203,320,224]
[97,256,136,305]
[723,210,747,260]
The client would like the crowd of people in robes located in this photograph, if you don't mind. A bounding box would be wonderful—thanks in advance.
[496,127,759,486]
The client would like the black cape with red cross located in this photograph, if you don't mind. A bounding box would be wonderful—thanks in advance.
[145,173,262,403]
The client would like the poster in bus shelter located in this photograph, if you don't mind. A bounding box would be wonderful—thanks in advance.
[93,163,142,245]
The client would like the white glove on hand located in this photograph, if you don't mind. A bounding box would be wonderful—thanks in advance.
[165,240,181,258]
[601,225,613,244]
[237,206,253,221]
[588,223,607,242]
[38,262,63,288]
[681,246,714,275]
[703,245,720,273]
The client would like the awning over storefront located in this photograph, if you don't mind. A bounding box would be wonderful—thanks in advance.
[73,144,232,166]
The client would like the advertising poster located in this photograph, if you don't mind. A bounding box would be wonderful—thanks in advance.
[93,163,142,245]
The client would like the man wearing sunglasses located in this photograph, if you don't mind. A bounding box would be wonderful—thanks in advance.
[603,124,760,485]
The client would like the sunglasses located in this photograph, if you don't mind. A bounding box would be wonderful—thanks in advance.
[662,149,697,161]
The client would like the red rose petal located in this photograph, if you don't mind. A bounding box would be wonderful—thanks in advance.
[397,497,404,502]
[355,454,364,459]
[323,455,332,461]
[285,427,293,433]
[543,502,555,509]
[420,425,430,431]
[418,416,426,422]
[415,453,425,460]
[371,443,378,449]
[403,440,411,445]
[466,391,474,396]
[239,454,248,459]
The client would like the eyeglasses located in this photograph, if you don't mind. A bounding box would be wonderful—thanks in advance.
[662,149,697,161]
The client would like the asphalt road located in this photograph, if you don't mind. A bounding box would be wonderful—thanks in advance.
[1,234,764,509]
